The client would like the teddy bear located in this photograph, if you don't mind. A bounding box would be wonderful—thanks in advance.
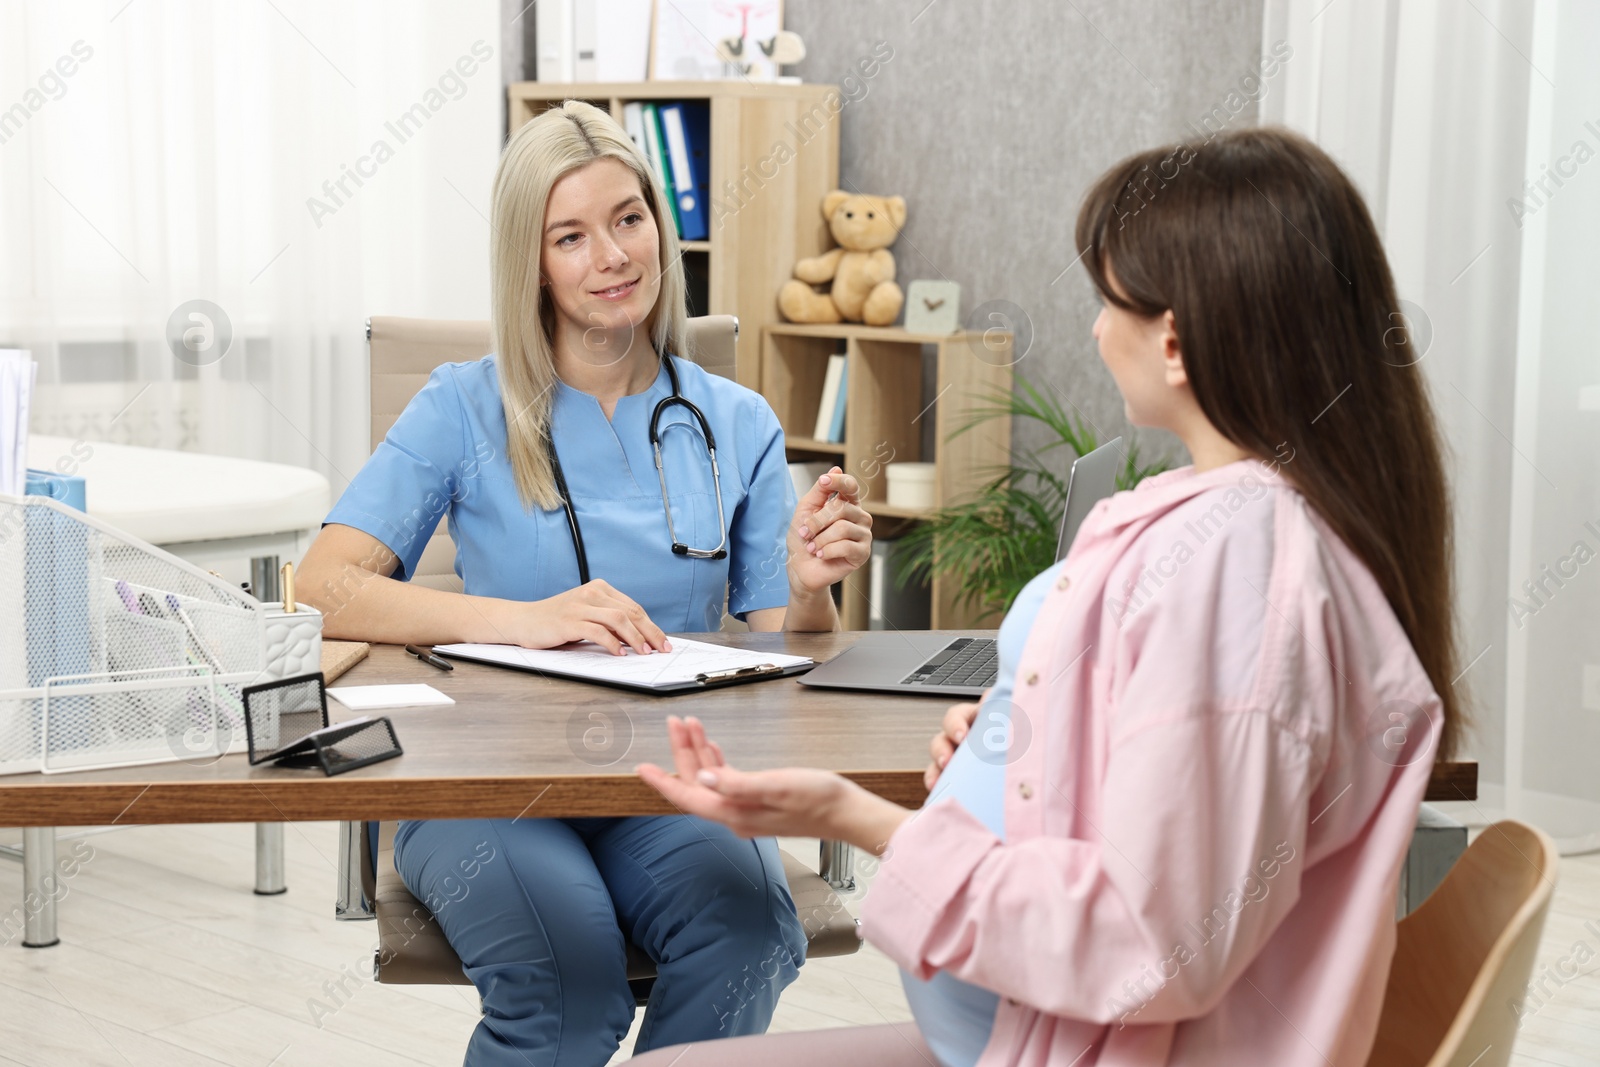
[778,190,906,326]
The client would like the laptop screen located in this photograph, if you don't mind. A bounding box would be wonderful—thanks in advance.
[1054,438,1122,562]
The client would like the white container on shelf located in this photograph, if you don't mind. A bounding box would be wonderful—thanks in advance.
[885,462,937,509]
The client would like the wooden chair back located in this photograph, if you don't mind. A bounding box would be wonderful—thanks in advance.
[1365,820,1558,1067]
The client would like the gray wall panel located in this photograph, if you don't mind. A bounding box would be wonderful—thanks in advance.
[783,0,1268,465]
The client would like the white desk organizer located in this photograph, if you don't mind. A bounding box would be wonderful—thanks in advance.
[0,493,280,775]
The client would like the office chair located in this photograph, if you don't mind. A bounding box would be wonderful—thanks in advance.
[1365,820,1558,1067]
[336,315,860,992]
[346,821,860,988]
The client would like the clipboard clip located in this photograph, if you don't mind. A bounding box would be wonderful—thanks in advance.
[696,663,782,684]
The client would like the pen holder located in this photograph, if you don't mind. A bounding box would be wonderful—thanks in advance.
[262,604,323,682]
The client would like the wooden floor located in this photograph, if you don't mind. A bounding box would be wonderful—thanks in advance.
[0,821,1594,1066]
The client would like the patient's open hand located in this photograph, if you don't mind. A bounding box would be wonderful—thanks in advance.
[638,716,909,853]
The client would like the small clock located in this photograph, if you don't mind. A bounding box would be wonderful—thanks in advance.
[903,280,962,335]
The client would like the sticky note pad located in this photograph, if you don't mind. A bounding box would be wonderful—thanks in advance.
[326,684,454,711]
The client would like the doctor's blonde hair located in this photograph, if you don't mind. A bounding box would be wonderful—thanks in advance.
[490,100,691,511]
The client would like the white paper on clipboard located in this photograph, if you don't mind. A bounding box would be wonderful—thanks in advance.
[431,637,811,690]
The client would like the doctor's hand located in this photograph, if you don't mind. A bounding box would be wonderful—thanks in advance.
[511,580,671,656]
[638,716,910,853]
[788,466,872,594]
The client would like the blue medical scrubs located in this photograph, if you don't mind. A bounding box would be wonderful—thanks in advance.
[326,354,806,1066]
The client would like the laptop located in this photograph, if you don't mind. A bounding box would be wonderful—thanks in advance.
[799,438,1123,698]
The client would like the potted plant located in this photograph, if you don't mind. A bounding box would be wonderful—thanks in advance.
[898,377,1170,621]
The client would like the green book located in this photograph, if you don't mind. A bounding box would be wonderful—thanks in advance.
[644,103,683,236]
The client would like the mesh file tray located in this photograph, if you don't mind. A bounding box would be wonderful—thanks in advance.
[0,493,266,775]
[242,673,401,776]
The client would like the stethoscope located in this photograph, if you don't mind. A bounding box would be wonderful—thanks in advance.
[545,354,727,586]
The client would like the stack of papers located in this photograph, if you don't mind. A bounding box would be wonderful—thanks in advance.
[0,349,37,496]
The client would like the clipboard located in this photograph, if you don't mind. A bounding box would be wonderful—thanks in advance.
[430,637,814,696]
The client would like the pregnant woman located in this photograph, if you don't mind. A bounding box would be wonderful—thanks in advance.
[632,125,1461,1067]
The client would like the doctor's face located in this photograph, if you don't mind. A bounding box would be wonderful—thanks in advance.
[540,157,663,349]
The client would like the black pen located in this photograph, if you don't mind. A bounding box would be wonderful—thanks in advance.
[404,644,455,672]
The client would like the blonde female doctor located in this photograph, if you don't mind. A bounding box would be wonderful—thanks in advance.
[299,101,873,1066]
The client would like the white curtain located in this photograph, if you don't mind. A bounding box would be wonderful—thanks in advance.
[1262,0,1600,854]
[0,0,500,496]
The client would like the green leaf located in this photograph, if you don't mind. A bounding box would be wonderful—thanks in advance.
[896,374,1171,614]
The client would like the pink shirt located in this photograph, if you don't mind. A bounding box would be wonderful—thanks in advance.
[860,459,1442,1067]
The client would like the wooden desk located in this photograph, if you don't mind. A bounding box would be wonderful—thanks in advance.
[0,631,1478,827]
[0,633,945,827]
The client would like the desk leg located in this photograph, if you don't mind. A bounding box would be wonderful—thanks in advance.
[1397,804,1467,918]
[819,839,855,893]
[21,827,60,948]
[255,823,287,896]
[248,554,289,898]
[249,554,281,602]
[335,820,373,920]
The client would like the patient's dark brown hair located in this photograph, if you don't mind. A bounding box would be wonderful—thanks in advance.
[1075,125,1464,762]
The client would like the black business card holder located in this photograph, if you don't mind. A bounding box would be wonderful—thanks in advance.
[241,672,402,776]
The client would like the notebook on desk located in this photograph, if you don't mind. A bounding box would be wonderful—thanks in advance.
[431,637,814,695]
[798,438,1122,698]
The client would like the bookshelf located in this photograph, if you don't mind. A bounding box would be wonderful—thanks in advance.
[763,323,1014,629]
[508,81,841,392]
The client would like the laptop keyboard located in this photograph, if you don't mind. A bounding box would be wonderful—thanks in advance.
[900,637,999,689]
